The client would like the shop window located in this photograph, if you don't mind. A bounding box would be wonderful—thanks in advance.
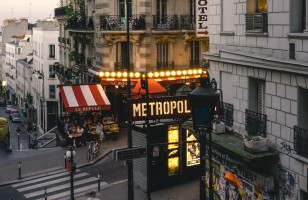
[290,0,307,33]
[49,85,56,99]
[49,65,55,78]
[157,41,170,70]
[49,44,55,58]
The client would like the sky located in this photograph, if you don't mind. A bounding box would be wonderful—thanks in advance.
[0,0,58,25]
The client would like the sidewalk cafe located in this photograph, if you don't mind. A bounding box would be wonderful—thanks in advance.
[57,84,119,147]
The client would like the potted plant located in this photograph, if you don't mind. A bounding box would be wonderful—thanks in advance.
[212,116,225,134]
[244,133,268,153]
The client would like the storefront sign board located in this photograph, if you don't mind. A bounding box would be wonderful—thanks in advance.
[129,96,192,121]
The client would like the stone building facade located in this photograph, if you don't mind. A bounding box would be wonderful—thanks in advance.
[205,0,308,199]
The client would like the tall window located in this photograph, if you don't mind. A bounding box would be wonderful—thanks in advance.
[116,42,132,69]
[157,0,168,17]
[118,0,131,18]
[247,0,267,13]
[49,65,55,78]
[190,0,195,17]
[290,0,307,32]
[222,0,234,31]
[49,85,56,99]
[49,44,55,58]
[157,41,169,70]
[249,78,265,114]
[190,41,200,67]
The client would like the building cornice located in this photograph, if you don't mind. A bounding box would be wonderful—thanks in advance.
[203,50,308,76]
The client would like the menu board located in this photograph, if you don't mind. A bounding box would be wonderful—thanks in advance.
[186,130,200,166]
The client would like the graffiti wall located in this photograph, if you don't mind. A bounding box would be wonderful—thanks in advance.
[279,169,297,200]
[205,159,271,200]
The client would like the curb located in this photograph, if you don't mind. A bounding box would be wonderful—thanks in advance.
[0,149,113,187]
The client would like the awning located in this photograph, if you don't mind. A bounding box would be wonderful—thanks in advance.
[101,75,201,86]
[132,79,167,98]
[59,84,111,112]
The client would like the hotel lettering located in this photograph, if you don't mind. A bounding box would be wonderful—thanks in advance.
[129,97,192,121]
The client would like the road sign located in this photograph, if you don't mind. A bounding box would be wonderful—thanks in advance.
[113,147,146,161]
[66,159,76,173]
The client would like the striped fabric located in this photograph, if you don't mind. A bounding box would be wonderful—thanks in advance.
[59,84,111,112]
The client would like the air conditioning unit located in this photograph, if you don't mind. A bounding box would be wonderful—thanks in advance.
[261,176,274,191]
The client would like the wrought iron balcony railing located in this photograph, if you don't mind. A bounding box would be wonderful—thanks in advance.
[152,15,179,30]
[58,37,62,43]
[67,16,94,30]
[189,59,202,68]
[54,6,68,18]
[55,66,72,80]
[100,15,146,31]
[114,61,134,71]
[157,61,175,70]
[62,37,65,43]
[220,102,234,127]
[294,126,308,157]
[245,13,268,33]
[245,109,267,137]
[180,15,195,30]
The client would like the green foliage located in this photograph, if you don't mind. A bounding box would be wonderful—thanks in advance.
[65,4,76,19]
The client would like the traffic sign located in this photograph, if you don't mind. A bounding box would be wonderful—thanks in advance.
[113,147,146,161]
[66,159,76,173]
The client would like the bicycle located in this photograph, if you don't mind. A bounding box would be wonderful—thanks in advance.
[86,141,100,161]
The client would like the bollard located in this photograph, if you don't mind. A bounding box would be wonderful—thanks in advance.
[98,173,101,191]
[18,161,21,179]
[45,186,47,200]
[64,153,67,169]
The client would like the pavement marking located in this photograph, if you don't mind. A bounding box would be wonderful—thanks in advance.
[17,172,89,192]
[22,166,63,178]
[34,182,108,200]
[24,176,98,198]
[12,169,81,188]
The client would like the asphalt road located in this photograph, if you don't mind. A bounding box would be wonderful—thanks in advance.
[0,154,127,200]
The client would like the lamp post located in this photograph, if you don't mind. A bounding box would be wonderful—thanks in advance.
[66,145,76,200]
[16,127,21,151]
[189,76,219,200]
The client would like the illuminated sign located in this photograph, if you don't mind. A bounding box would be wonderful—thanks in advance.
[129,96,192,121]
[196,0,209,37]
[186,130,200,166]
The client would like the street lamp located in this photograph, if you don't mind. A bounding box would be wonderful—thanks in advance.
[16,127,21,151]
[2,81,7,102]
[66,145,76,200]
[189,76,219,200]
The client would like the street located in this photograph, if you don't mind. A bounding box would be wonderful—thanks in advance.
[0,154,127,200]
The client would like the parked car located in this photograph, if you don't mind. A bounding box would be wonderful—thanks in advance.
[9,109,19,120]
[12,113,22,123]
[6,105,13,113]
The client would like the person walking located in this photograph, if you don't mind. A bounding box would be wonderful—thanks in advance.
[86,191,100,200]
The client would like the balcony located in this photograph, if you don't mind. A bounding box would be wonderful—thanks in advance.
[180,15,195,30]
[67,16,94,31]
[100,15,146,31]
[245,13,268,33]
[55,66,72,81]
[114,61,134,71]
[152,15,179,30]
[54,6,68,18]
[66,38,70,45]
[294,126,308,158]
[219,102,234,127]
[245,109,267,137]
[157,61,174,70]
[58,37,62,43]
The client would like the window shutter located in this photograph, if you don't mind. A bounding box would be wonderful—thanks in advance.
[257,80,265,114]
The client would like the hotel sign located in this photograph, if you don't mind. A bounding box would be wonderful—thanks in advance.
[129,96,192,121]
[196,0,209,37]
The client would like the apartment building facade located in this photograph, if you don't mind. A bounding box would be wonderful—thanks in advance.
[204,0,308,199]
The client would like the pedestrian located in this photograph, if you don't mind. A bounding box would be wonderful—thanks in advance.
[86,191,100,200]
[96,121,104,143]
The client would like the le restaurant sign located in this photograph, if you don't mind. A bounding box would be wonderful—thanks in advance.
[129,96,192,121]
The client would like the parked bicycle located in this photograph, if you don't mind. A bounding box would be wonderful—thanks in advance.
[86,141,100,161]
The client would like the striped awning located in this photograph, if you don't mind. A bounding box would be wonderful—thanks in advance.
[59,84,111,112]
[101,75,201,85]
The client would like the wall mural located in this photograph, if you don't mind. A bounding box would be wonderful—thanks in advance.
[279,169,297,200]
[205,159,272,200]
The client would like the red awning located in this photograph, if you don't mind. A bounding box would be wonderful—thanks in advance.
[132,79,167,97]
[101,75,201,86]
[59,84,111,112]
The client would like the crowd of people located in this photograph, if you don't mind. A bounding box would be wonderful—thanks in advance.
[63,112,118,147]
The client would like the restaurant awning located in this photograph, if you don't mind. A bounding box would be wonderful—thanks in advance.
[59,84,111,112]
[101,75,201,86]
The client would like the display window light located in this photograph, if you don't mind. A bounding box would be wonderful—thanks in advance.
[193,69,198,74]
[154,72,159,77]
[105,72,110,77]
[130,72,134,77]
[198,69,203,74]
[171,71,176,76]
[183,70,187,75]
[148,72,153,78]
[160,72,165,77]
[123,72,128,77]
[177,70,182,75]
[99,72,104,77]
[135,72,140,78]
[111,72,116,77]
[117,72,122,77]
[188,70,193,75]
[166,71,171,76]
